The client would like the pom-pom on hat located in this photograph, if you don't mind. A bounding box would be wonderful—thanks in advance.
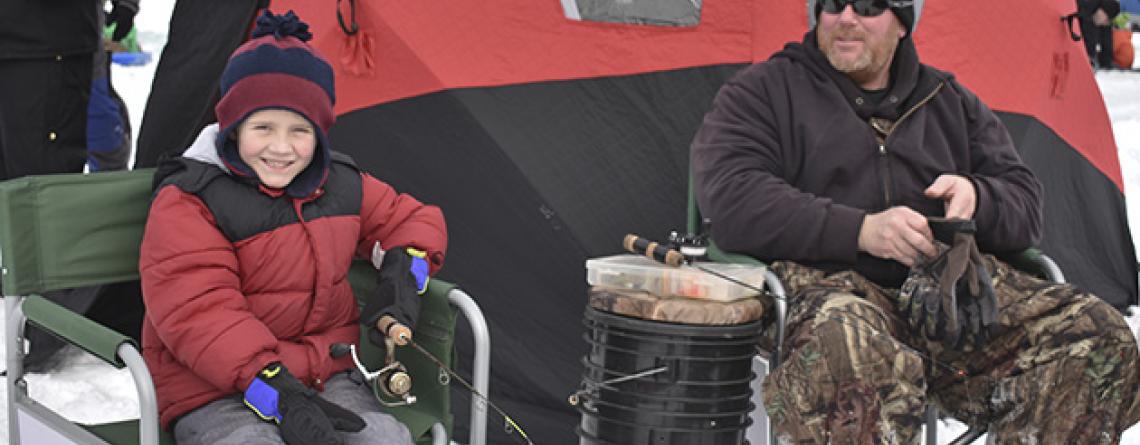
[215,10,336,198]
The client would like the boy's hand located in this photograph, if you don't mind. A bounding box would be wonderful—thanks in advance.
[361,247,431,343]
[243,363,365,445]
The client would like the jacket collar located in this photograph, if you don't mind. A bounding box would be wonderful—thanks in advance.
[776,31,938,121]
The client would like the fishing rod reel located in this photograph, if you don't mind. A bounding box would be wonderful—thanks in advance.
[624,219,713,266]
[331,338,417,408]
[666,223,710,264]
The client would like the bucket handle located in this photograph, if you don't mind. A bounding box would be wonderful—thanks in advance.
[568,365,668,406]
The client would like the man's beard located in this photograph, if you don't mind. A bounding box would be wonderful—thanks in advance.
[820,26,898,82]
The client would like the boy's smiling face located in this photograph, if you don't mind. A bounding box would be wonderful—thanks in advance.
[237,109,317,189]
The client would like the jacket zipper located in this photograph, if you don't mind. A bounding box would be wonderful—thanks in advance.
[874,82,944,209]
[878,144,892,207]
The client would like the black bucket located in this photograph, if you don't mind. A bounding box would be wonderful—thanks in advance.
[576,306,763,445]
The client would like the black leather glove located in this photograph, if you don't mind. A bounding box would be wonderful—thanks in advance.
[361,247,430,336]
[898,218,998,348]
[107,1,138,42]
[244,363,365,445]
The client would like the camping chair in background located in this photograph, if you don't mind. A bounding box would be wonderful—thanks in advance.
[0,169,492,445]
[685,176,1066,445]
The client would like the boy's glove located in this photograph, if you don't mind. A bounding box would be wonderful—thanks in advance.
[243,363,365,445]
[898,218,998,348]
[107,1,138,41]
[361,247,430,335]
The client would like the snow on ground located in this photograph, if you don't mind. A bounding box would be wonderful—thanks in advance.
[5,5,1140,443]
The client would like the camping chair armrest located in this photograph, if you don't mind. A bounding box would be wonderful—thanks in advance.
[20,295,135,367]
[763,271,787,371]
[706,241,786,370]
[707,241,766,266]
[447,288,490,445]
[997,248,1066,284]
[7,295,160,445]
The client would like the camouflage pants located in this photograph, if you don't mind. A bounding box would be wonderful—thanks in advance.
[762,257,1140,444]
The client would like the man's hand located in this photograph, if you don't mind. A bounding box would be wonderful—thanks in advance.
[924,174,977,219]
[858,207,937,267]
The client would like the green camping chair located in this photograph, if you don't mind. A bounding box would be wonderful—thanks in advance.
[686,174,1064,445]
[0,169,492,445]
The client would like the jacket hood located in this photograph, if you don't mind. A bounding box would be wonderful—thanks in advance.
[774,31,944,121]
[183,124,230,172]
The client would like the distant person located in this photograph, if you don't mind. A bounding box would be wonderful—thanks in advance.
[0,0,133,179]
[1112,12,1136,69]
[88,0,137,172]
[139,11,447,445]
[1079,0,1122,68]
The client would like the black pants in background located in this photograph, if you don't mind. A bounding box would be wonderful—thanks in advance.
[1080,19,1116,69]
[0,54,92,180]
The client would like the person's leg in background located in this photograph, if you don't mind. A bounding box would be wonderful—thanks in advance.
[0,54,92,180]
[1097,23,1118,68]
[87,45,131,172]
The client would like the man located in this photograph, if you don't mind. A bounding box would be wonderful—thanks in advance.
[691,0,1140,443]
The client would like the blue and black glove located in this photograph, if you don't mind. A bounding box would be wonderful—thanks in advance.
[244,363,365,445]
[106,1,138,42]
[361,247,430,339]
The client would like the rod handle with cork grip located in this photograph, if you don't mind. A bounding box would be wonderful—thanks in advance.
[623,234,685,267]
[377,314,412,346]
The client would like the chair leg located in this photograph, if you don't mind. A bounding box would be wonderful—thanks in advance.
[448,289,490,445]
[925,405,938,445]
[949,426,987,445]
[430,422,447,445]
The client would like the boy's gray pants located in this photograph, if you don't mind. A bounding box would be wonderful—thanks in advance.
[173,371,414,445]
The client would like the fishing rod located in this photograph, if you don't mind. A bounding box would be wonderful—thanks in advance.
[335,317,535,445]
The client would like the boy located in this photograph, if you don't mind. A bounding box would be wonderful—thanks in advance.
[139,11,447,445]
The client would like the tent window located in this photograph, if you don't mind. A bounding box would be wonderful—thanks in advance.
[561,0,701,27]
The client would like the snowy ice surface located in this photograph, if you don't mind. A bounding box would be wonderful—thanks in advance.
[4,2,1140,443]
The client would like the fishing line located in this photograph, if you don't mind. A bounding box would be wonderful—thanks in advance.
[405,338,535,445]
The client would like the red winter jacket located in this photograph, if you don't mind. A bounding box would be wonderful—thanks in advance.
[139,126,447,429]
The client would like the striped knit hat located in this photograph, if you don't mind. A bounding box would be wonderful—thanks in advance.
[215,10,336,198]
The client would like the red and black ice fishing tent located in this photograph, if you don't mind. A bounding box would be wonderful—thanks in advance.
[134,0,1136,442]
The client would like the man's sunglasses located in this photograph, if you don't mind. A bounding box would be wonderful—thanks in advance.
[820,0,913,17]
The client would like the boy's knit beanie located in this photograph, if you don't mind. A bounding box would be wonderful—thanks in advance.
[215,10,336,198]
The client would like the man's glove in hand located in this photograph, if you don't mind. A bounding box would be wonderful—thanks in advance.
[361,247,430,334]
[107,2,138,42]
[898,218,998,348]
[243,363,365,445]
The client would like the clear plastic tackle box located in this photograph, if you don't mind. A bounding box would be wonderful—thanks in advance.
[585,254,767,302]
